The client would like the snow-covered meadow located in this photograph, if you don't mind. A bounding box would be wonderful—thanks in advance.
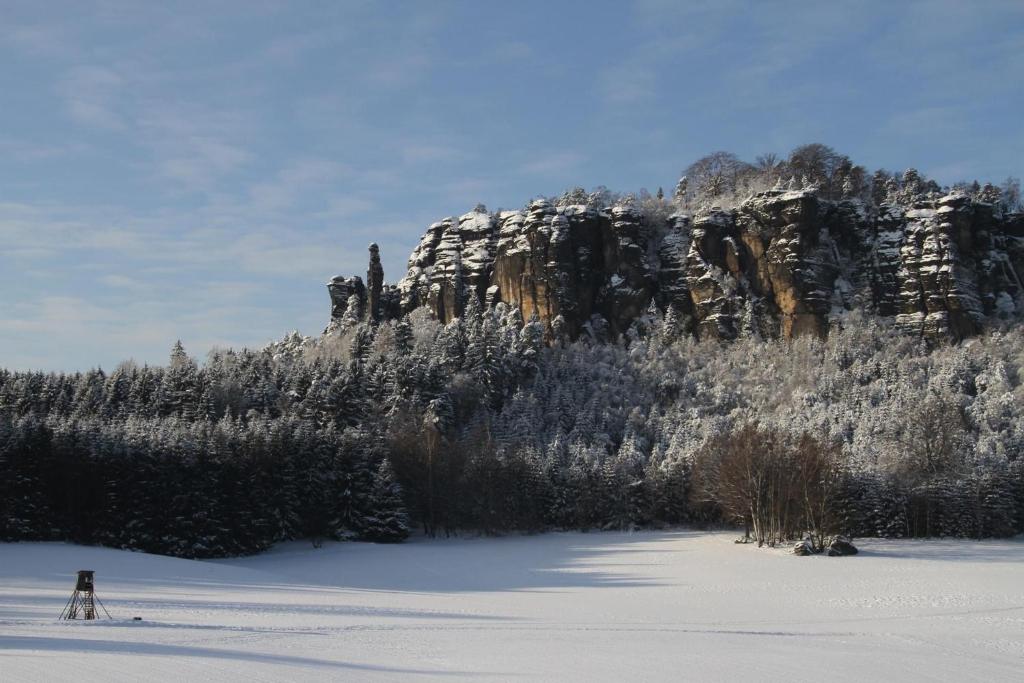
[1,531,1022,681]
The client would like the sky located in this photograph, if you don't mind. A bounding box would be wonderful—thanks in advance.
[1,0,1022,371]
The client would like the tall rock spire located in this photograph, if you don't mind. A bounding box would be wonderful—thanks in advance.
[367,242,384,322]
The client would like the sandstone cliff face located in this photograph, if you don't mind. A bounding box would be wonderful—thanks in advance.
[396,210,497,324]
[328,190,1024,343]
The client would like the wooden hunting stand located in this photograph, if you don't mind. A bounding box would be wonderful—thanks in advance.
[59,570,112,620]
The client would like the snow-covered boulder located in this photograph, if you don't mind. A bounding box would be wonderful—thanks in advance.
[792,538,817,556]
[827,536,859,557]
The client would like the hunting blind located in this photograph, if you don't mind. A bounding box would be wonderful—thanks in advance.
[59,570,112,620]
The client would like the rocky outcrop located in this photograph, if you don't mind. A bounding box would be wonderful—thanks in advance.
[326,275,365,320]
[328,189,1024,343]
[740,190,836,338]
[326,244,396,326]
[685,209,745,339]
[656,213,692,314]
[397,209,498,324]
[391,200,656,337]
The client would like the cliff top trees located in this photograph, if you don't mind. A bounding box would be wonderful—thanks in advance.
[681,151,754,205]
[672,143,874,209]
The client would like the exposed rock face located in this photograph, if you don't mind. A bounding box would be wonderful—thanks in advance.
[742,190,836,338]
[328,189,1024,343]
[490,200,561,327]
[602,204,657,334]
[491,201,608,336]
[397,209,498,324]
[390,200,656,337]
[685,209,744,339]
[656,213,692,314]
[326,275,365,320]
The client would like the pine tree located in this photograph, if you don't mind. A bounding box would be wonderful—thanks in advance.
[361,459,411,542]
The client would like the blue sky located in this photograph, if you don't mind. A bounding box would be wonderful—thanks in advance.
[2,0,1022,371]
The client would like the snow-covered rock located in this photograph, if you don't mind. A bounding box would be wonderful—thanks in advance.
[827,535,859,556]
[792,537,817,556]
[327,190,1024,343]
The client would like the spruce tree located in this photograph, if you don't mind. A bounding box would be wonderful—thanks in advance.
[361,459,411,542]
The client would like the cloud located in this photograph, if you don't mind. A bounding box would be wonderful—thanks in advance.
[0,138,90,161]
[363,52,433,88]
[885,106,967,138]
[0,195,361,283]
[520,152,586,177]
[57,65,126,129]
[400,144,468,165]
[248,159,352,212]
[0,296,118,333]
[599,64,658,105]
[136,106,257,191]
[0,289,291,371]
[159,139,253,189]
[594,0,741,106]
[0,23,69,57]
[315,196,377,220]
[99,274,148,291]
[260,24,348,64]
[54,58,257,191]
[229,232,360,278]
[491,41,534,62]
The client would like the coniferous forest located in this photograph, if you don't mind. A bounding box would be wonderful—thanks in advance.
[3,308,1024,557]
[3,146,1024,558]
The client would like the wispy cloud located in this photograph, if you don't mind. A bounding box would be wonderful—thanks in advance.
[491,41,534,62]
[136,105,256,191]
[885,106,968,138]
[0,22,71,57]
[400,144,469,165]
[599,64,657,105]
[57,65,126,129]
[520,152,586,177]
[0,138,90,161]
[160,140,253,189]
[247,159,351,212]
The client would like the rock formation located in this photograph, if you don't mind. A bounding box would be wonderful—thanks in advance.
[367,243,384,322]
[326,275,364,321]
[328,189,1024,343]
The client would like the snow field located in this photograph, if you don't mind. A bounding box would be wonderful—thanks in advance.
[1,531,1022,682]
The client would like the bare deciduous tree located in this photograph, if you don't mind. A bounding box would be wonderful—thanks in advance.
[693,424,840,548]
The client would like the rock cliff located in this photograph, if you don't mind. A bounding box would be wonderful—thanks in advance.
[328,189,1024,342]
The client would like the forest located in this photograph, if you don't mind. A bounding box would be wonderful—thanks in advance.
[2,304,1023,557]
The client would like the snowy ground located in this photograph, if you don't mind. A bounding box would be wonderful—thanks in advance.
[1,532,1022,682]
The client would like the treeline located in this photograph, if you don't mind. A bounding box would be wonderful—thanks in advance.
[3,298,1023,556]
[667,142,1021,213]
[0,414,408,557]
[549,143,1021,244]
[693,425,1023,550]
